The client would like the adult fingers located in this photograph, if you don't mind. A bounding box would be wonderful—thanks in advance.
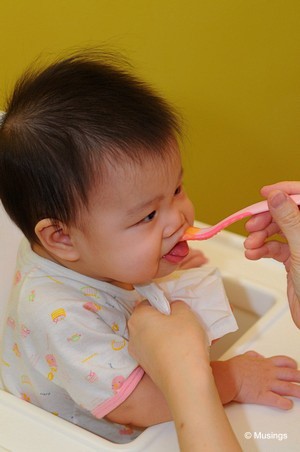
[245,211,273,233]
[244,240,290,263]
[261,181,300,197]
[268,191,300,262]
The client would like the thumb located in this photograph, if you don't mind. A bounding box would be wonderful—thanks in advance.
[268,191,300,246]
[268,191,300,328]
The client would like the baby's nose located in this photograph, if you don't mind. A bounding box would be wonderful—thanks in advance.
[163,211,185,238]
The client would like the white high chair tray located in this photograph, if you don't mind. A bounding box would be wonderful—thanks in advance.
[0,208,299,451]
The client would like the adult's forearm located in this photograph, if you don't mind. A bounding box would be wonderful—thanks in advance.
[163,360,241,451]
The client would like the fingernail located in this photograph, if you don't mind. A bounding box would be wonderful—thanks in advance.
[270,191,288,208]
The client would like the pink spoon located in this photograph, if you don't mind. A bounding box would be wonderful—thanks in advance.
[182,194,300,241]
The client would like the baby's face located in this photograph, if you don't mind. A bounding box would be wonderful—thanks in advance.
[72,144,194,288]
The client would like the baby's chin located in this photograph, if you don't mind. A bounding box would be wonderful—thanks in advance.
[130,259,180,286]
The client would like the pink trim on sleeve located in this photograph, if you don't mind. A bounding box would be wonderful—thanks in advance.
[91,366,145,419]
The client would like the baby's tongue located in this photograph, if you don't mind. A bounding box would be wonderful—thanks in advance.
[163,241,189,264]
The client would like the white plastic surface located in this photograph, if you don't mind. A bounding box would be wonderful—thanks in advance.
[1,206,299,451]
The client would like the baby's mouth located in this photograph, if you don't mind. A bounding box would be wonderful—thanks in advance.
[162,241,189,264]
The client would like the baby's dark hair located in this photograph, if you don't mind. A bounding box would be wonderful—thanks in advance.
[0,50,180,243]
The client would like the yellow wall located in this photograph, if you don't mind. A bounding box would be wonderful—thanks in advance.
[1,1,299,234]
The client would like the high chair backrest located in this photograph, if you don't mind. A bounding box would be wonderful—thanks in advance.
[0,203,23,335]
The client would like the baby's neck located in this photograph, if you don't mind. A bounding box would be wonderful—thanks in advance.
[110,281,135,291]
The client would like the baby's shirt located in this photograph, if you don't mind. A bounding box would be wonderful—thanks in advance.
[0,239,238,444]
[0,239,144,443]
[135,267,238,344]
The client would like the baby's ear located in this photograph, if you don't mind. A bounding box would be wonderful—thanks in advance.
[34,219,80,262]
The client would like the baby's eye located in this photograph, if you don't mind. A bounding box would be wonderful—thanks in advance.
[141,210,157,223]
[174,185,182,196]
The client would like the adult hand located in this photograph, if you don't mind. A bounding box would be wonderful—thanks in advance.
[244,182,300,327]
[128,300,210,391]
[128,300,240,451]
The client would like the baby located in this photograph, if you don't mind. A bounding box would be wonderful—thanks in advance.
[1,51,300,443]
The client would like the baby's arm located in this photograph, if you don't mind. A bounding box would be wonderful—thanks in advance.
[107,350,300,427]
[211,351,300,409]
[105,372,172,427]
[107,350,300,426]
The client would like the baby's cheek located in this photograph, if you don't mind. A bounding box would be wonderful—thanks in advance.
[185,198,195,225]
